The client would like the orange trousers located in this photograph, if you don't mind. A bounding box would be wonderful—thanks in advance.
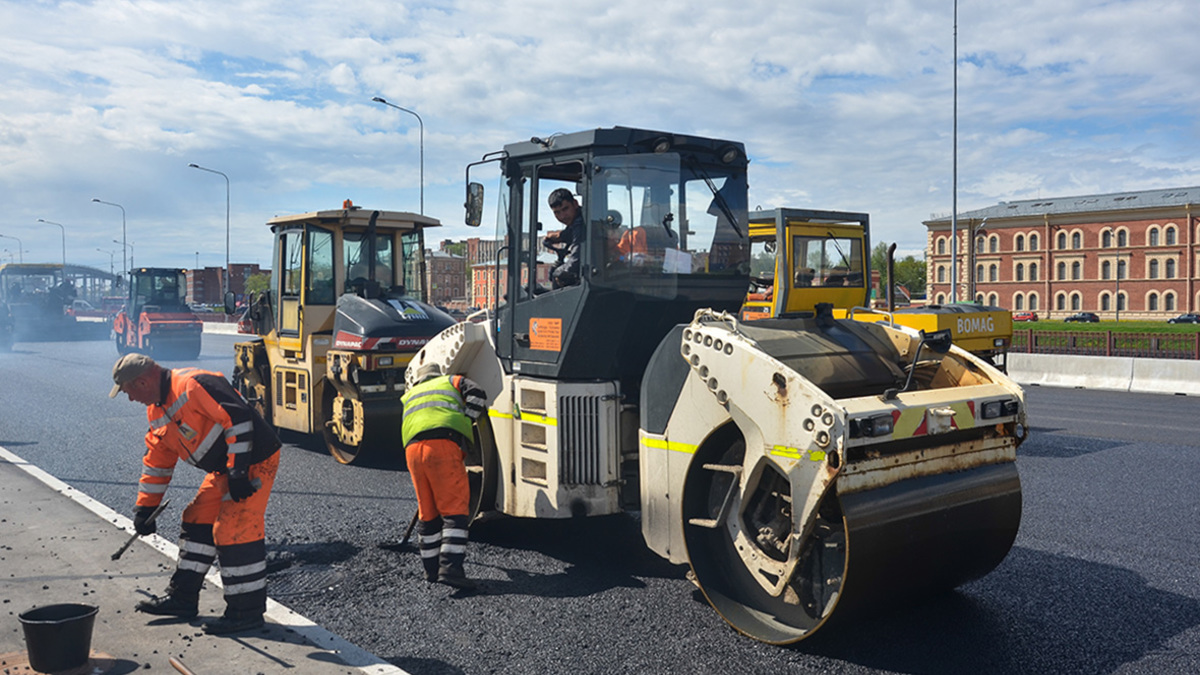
[406,438,469,520]
[182,451,278,546]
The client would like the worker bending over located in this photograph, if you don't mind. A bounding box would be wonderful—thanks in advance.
[401,362,488,588]
[109,353,281,635]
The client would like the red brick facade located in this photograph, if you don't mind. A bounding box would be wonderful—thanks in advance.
[924,189,1200,320]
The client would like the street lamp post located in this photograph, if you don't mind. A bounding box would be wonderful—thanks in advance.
[372,97,424,214]
[0,234,23,263]
[92,199,126,277]
[188,163,231,299]
[113,240,134,270]
[96,248,115,276]
[1114,252,1125,322]
[36,219,67,268]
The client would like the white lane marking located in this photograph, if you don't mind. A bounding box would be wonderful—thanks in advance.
[0,444,409,675]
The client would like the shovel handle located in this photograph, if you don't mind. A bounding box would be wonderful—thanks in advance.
[111,499,171,561]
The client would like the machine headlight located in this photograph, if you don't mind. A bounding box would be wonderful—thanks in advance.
[981,399,1019,419]
[850,413,894,438]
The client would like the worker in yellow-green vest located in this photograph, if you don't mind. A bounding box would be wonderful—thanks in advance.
[401,362,488,589]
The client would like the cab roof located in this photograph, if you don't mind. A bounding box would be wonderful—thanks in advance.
[267,207,441,231]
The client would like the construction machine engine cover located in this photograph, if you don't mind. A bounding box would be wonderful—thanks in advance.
[332,292,457,351]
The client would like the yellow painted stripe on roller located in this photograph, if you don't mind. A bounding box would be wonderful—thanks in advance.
[948,400,976,429]
[771,445,802,460]
[488,409,512,420]
[642,437,697,454]
[892,407,926,439]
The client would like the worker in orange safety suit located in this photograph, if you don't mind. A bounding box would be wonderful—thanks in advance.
[109,353,281,635]
[400,362,488,589]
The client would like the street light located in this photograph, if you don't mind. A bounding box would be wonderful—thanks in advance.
[0,234,23,263]
[372,96,424,214]
[113,240,134,270]
[92,199,127,277]
[188,163,231,298]
[36,219,67,268]
[1114,252,1126,322]
[96,248,116,276]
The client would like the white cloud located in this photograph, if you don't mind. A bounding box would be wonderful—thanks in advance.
[0,0,1197,269]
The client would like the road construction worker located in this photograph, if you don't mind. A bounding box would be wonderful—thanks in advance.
[109,353,281,635]
[401,362,487,588]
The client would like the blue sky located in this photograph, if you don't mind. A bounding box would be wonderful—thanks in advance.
[2,0,1198,273]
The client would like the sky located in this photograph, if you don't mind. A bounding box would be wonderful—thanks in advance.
[2,0,1199,275]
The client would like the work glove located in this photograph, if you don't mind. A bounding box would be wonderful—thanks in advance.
[227,471,258,502]
[133,506,158,536]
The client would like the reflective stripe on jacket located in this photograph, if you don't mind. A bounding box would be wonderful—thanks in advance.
[137,368,280,507]
[401,375,476,447]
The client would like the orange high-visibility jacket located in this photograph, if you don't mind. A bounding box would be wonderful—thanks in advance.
[136,368,279,507]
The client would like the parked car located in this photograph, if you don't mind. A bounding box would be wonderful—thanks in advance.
[1064,312,1100,323]
[1167,313,1200,324]
[1012,311,1038,322]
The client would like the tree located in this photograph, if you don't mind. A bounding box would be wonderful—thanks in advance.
[871,242,926,300]
[244,272,270,295]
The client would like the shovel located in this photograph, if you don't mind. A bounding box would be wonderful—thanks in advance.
[111,499,171,561]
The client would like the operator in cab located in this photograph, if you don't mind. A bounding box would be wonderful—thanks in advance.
[542,188,585,288]
[110,353,281,635]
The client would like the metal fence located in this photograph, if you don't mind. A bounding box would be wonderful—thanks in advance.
[1011,330,1200,360]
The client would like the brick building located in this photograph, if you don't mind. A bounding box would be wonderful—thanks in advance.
[924,186,1200,320]
[470,258,552,309]
[187,263,264,305]
[425,248,467,308]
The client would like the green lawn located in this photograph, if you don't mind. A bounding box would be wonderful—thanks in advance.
[1014,320,1200,334]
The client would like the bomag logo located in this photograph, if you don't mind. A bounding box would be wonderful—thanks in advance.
[957,315,995,335]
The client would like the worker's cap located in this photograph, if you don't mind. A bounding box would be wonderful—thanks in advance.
[547,188,575,208]
[415,362,442,382]
[109,353,157,398]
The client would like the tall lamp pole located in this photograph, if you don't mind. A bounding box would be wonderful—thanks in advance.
[0,234,23,263]
[96,248,116,276]
[188,163,231,298]
[36,219,67,268]
[92,199,126,278]
[372,96,424,214]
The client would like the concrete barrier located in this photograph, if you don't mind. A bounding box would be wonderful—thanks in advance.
[202,322,240,335]
[1008,352,1200,396]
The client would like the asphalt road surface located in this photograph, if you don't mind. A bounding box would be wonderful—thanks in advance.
[2,335,1199,674]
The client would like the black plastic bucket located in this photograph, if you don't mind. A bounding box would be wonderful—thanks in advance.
[18,603,99,672]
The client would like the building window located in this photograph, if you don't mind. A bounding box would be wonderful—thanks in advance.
[1071,261,1081,280]
[1117,259,1126,280]
[937,238,946,255]
[988,293,998,305]
[1117,230,1127,247]
[975,236,985,254]
[1029,233,1039,250]
[936,293,945,304]
[1071,293,1081,311]
[1056,262,1067,280]
[1166,226,1177,245]
[1056,293,1066,311]
[1149,293,1158,311]
[1029,262,1039,281]
[937,265,946,283]
[975,293,984,304]
[1029,293,1039,310]
[1057,232,1067,250]
[1117,293,1125,311]
[1102,260,1111,280]
[1014,293,1024,310]
[1166,293,1175,312]
[1101,294,1110,311]
[1016,263,1025,281]
[1149,259,1159,279]
[1015,234,1025,251]
[976,264,984,282]
[1102,230,1112,248]
[1149,228,1160,247]
[989,264,998,282]
[1166,259,1176,279]
[1072,232,1082,249]
[989,235,999,253]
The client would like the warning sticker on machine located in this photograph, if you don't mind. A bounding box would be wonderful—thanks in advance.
[529,317,562,351]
